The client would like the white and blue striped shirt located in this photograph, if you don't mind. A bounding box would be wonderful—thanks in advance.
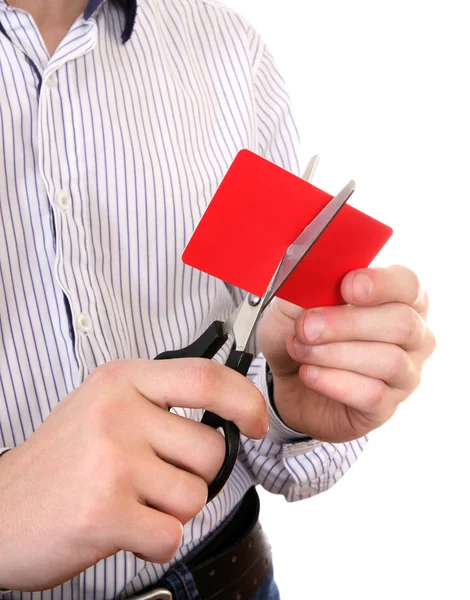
[0,0,366,597]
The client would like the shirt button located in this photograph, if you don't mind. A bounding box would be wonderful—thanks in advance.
[76,314,93,334]
[55,190,71,211]
[45,74,57,89]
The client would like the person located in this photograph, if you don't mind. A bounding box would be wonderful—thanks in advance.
[0,0,436,598]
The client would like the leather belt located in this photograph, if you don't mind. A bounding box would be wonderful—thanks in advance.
[128,487,272,600]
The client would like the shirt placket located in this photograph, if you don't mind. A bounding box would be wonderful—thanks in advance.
[37,16,102,383]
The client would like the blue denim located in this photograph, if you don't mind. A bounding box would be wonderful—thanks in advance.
[249,568,280,600]
[158,564,280,600]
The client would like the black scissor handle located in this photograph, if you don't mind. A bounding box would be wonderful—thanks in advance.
[201,412,240,502]
[203,349,253,502]
[155,326,253,502]
[155,322,227,361]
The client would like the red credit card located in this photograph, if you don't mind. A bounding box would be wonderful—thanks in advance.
[183,150,393,308]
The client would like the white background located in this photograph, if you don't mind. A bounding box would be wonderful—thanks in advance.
[225,1,469,598]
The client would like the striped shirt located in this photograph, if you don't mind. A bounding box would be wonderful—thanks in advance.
[0,0,366,597]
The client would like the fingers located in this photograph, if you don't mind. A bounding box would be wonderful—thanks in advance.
[141,408,226,484]
[134,451,209,525]
[113,503,183,564]
[270,298,304,321]
[92,358,269,440]
[294,303,433,352]
[288,339,420,391]
[258,298,305,377]
[298,364,399,422]
[341,265,430,317]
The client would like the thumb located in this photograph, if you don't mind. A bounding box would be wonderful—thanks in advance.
[258,299,303,376]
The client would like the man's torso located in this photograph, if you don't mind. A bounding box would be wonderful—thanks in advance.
[0,1,278,596]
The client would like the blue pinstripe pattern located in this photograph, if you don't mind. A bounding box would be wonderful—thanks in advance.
[0,0,367,597]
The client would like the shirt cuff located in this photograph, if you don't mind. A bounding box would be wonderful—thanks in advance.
[260,363,312,445]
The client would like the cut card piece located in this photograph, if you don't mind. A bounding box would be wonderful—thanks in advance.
[182,150,393,309]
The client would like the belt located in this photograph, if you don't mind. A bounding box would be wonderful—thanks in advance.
[128,487,272,600]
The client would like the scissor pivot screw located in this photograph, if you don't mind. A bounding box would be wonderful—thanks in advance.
[248,294,261,307]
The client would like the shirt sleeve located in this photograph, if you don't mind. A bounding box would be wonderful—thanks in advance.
[240,354,368,502]
[230,28,367,502]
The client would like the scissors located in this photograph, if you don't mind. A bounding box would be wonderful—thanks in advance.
[155,156,355,502]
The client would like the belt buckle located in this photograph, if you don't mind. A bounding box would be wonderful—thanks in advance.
[148,592,172,600]
[130,589,172,600]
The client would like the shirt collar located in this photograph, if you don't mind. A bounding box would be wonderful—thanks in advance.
[84,0,137,43]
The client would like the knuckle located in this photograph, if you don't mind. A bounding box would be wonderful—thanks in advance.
[410,367,422,391]
[396,304,424,345]
[349,306,362,335]
[406,268,422,305]
[89,361,123,386]
[239,387,268,437]
[173,472,208,523]
[420,289,430,313]
[84,369,111,399]
[192,359,220,397]
[84,370,134,431]
[87,391,118,420]
[157,519,184,563]
[87,394,127,437]
[250,387,268,420]
[365,380,387,412]
[188,477,209,516]
[425,328,437,356]
[85,364,131,426]
[385,346,406,381]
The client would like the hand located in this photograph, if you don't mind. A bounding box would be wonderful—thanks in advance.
[258,265,436,442]
[0,359,267,592]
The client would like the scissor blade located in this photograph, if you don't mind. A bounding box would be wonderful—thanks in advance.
[221,155,322,351]
[263,179,356,307]
[302,155,320,183]
[222,303,242,337]
[224,174,354,352]
[229,295,264,351]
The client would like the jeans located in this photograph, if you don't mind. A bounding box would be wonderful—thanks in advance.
[158,565,280,600]
[154,488,279,600]
[250,568,280,600]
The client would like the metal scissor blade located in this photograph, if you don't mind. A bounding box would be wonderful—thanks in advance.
[302,155,320,183]
[228,179,355,350]
[222,303,242,337]
[225,294,264,352]
[263,179,356,307]
[221,155,322,351]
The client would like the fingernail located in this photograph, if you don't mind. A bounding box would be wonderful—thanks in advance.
[306,365,320,382]
[352,273,373,302]
[303,312,324,342]
[292,339,309,359]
